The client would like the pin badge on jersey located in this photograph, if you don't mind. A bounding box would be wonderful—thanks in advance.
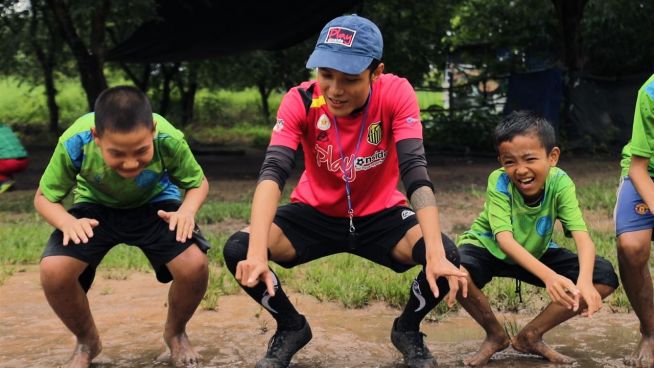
[317,114,331,131]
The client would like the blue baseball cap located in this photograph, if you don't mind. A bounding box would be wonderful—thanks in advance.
[306,14,383,75]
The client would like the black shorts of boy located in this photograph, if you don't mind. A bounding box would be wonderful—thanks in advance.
[272,202,457,272]
[42,200,211,292]
[458,244,619,290]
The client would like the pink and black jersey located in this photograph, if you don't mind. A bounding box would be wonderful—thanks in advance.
[270,73,423,217]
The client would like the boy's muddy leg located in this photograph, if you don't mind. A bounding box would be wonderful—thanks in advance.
[40,256,101,368]
[618,231,654,367]
[456,270,510,366]
[512,284,614,364]
[165,245,209,367]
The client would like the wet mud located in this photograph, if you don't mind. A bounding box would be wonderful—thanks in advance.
[0,268,640,367]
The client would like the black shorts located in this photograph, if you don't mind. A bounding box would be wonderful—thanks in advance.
[273,202,446,273]
[458,244,619,289]
[42,201,211,290]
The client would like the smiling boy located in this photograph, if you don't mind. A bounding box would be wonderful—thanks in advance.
[34,86,210,368]
[455,111,618,366]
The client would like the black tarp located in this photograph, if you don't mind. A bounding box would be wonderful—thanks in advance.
[565,73,648,149]
[503,68,563,130]
[107,0,361,63]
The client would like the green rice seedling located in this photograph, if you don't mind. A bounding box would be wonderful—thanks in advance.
[502,316,521,339]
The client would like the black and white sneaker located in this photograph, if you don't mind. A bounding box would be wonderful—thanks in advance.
[256,315,312,368]
[390,318,437,368]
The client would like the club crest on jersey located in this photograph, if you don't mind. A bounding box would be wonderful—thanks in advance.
[273,118,284,132]
[317,114,331,131]
[367,121,382,145]
[325,27,356,47]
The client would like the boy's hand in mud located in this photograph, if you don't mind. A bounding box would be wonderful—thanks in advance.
[59,217,99,245]
[157,209,196,242]
[577,280,602,317]
[544,273,580,311]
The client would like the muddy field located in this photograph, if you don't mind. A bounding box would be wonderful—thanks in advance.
[0,147,642,367]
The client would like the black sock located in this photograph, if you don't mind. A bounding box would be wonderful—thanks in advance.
[396,235,460,332]
[223,231,303,330]
[396,270,447,332]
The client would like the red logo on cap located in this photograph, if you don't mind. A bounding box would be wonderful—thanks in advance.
[325,27,356,47]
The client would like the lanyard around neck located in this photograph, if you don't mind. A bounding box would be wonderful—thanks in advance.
[331,87,372,233]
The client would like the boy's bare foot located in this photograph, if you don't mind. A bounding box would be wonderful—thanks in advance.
[67,337,102,368]
[464,334,510,366]
[511,331,575,364]
[165,331,201,368]
[624,336,654,367]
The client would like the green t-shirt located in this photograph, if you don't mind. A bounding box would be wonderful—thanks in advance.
[620,73,654,177]
[0,124,27,159]
[39,113,204,208]
[456,167,587,263]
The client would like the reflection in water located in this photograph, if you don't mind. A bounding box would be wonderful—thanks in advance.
[0,270,639,367]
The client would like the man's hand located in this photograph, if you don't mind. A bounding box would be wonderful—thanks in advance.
[59,217,99,245]
[577,280,602,317]
[235,258,276,296]
[425,258,468,307]
[543,273,580,310]
[157,209,196,242]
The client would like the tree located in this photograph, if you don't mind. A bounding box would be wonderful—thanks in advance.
[361,0,462,85]
[206,45,313,125]
[1,0,68,132]
[44,0,156,109]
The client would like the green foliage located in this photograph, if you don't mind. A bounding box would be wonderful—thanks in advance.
[0,77,86,127]
[576,178,619,218]
[446,0,558,73]
[362,0,460,84]
[196,201,251,224]
[284,254,421,309]
[582,1,654,76]
[422,107,498,153]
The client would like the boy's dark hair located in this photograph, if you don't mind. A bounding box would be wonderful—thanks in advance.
[93,86,153,137]
[494,110,556,152]
[367,58,381,74]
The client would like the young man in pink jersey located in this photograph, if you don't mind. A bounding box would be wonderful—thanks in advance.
[223,15,468,368]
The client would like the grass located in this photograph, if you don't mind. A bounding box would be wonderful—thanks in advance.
[0,77,444,147]
[1,173,645,316]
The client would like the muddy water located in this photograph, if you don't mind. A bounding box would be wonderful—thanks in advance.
[0,269,639,367]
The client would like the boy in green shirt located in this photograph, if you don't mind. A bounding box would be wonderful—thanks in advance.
[456,111,618,366]
[35,86,210,368]
[614,73,654,367]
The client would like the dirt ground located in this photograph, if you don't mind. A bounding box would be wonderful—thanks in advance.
[0,147,642,367]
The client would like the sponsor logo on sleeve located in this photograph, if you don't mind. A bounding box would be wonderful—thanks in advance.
[325,27,356,47]
[406,117,419,125]
[273,118,284,132]
[367,121,382,145]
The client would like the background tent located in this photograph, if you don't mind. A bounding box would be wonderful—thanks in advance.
[107,0,361,63]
